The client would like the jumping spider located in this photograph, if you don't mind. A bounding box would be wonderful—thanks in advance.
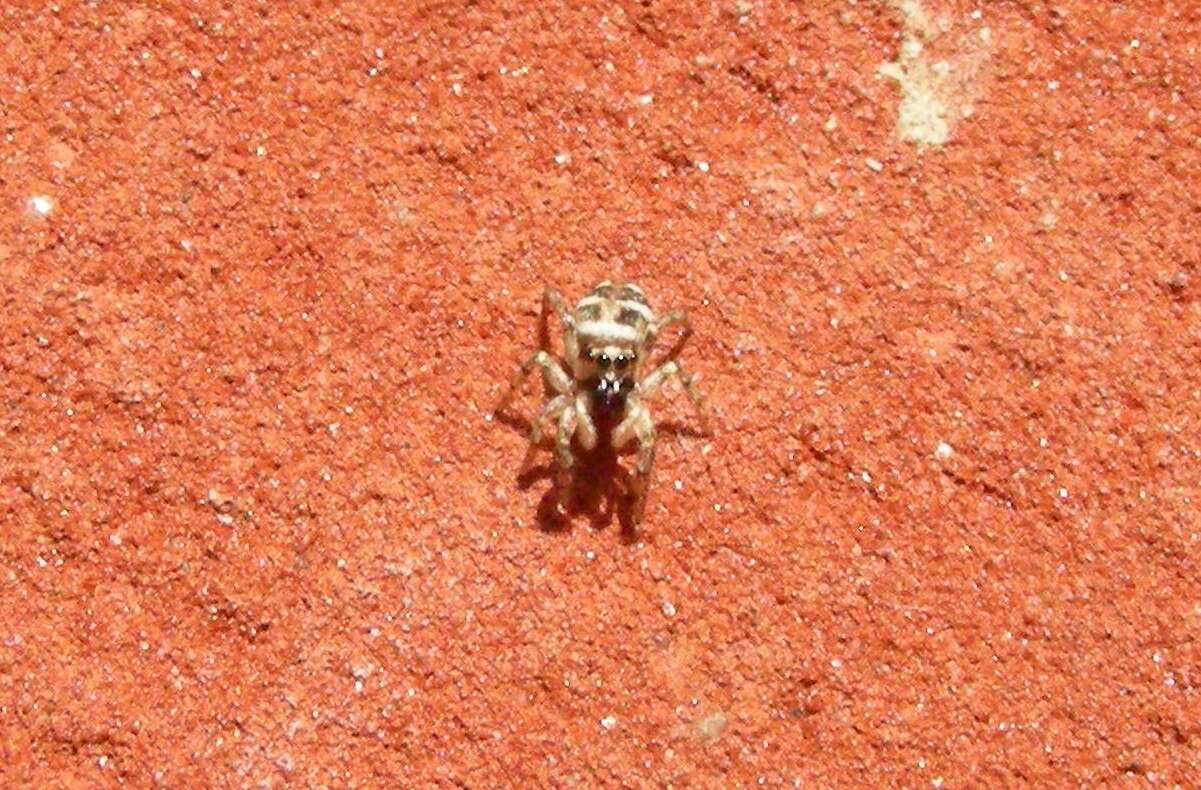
[497,281,711,523]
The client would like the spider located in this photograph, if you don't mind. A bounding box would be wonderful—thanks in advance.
[497,281,711,523]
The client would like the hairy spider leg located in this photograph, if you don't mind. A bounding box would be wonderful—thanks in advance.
[613,401,656,522]
[496,287,577,413]
[638,309,711,435]
[637,359,711,436]
[554,406,579,512]
[497,350,573,413]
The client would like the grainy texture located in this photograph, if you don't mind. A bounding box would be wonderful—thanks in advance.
[2,0,1200,786]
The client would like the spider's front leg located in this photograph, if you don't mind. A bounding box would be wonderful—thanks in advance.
[515,393,571,472]
[542,287,573,328]
[647,308,692,358]
[553,405,579,514]
[637,359,711,436]
[613,401,656,523]
[496,350,572,413]
[495,287,575,413]
[529,394,571,446]
[641,308,712,435]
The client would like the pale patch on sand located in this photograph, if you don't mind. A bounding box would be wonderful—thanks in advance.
[878,0,991,147]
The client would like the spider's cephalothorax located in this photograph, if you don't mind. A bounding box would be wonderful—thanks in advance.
[572,282,650,416]
[498,281,711,523]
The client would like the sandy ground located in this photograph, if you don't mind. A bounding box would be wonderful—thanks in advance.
[2,0,1199,786]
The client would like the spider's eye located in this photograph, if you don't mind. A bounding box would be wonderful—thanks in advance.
[615,355,630,369]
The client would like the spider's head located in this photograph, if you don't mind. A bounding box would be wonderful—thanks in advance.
[585,346,637,413]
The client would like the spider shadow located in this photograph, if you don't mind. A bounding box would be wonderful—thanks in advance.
[497,411,705,542]
[517,446,637,540]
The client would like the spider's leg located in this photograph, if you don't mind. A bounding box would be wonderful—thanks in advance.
[530,394,571,445]
[646,308,692,358]
[650,307,689,337]
[543,288,574,330]
[574,392,598,451]
[496,350,572,412]
[636,359,711,435]
[497,287,577,413]
[614,401,656,523]
[554,405,579,513]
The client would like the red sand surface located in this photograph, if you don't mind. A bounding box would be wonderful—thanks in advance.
[2,1,1199,786]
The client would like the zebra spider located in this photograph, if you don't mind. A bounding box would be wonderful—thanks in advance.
[497,281,710,523]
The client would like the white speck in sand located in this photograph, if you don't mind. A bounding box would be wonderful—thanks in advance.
[553,152,570,166]
[28,195,54,217]
[697,161,710,173]
[935,441,953,459]
[180,239,193,251]
[865,157,884,172]
[661,601,676,618]
[600,715,617,730]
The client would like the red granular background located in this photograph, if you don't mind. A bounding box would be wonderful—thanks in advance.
[2,1,1199,786]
